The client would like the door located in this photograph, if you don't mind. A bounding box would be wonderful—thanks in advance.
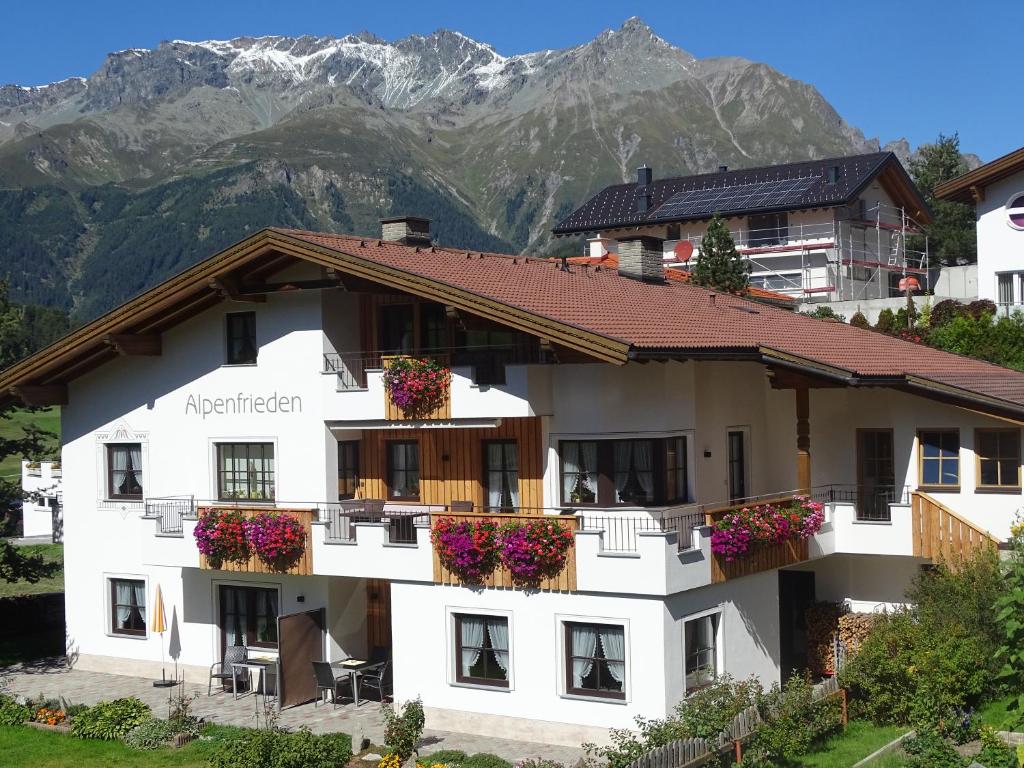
[727,429,748,502]
[219,584,279,658]
[277,608,325,708]
[366,579,392,655]
[857,430,895,521]
[779,570,816,683]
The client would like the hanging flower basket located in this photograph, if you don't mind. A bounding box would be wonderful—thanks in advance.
[710,497,825,561]
[247,512,306,572]
[194,509,251,568]
[384,356,451,418]
[431,517,500,583]
[498,519,575,586]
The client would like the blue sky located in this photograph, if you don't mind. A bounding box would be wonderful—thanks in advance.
[0,0,1011,160]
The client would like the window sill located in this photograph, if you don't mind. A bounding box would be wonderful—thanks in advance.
[916,485,960,494]
[221,363,258,368]
[449,680,511,692]
[975,486,1023,495]
[106,631,148,641]
[560,691,627,705]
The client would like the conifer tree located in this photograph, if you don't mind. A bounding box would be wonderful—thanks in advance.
[691,213,750,293]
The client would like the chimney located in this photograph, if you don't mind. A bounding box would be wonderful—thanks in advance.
[635,165,653,213]
[616,235,665,283]
[380,215,432,246]
[826,165,840,185]
[636,165,652,187]
[718,165,728,173]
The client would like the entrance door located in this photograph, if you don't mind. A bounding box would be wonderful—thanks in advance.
[366,579,392,656]
[278,608,325,708]
[727,429,748,502]
[779,570,816,682]
[857,430,895,521]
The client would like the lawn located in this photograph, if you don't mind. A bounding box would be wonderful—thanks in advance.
[0,725,218,767]
[794,720,908,767]
[978,694,1022,732]
[0,407,60,480]
[0,543,64,597]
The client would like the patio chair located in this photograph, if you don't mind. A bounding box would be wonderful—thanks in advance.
[313,660,356,708]
[357,658,391,703]
[208,644,247,696]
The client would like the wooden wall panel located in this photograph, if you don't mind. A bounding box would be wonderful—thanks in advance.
[197,506,314,576]
[365,578,392,652]
[358,417,543,510]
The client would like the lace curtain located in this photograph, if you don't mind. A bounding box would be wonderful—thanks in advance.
[487,619,509,675]
[571,624,598,688]
[460,616,485,676]
[598,627,625,684]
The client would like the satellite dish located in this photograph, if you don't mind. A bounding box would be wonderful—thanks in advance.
[674,241,694,262]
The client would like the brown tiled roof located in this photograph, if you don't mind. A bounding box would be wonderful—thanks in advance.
[279,229,1024,412]
[935,144,1024,203]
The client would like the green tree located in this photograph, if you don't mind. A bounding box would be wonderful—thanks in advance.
[995,519,1024,726]
[909,133,977,266]
[691,213,750,293]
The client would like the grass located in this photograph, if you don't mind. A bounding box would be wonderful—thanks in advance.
[0,725,219,767]
[978,694,1022,732]
[0,543,64,597]
[0,407,60,480]
[795,720,908,768]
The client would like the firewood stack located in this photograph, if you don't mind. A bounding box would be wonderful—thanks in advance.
[837,612,877,655]
[805,602,846,675]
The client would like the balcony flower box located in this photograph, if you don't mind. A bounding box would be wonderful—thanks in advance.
[710,497,825,562]
[383,356,451,419]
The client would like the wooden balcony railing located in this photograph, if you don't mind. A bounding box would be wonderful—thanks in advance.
[197,505,316,576]
[429,510,578,592]
[911,492,999,565]
[703,495,810,583]
[381,354,452,420]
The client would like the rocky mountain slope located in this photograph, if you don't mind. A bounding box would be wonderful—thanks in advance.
[0,18,877,320]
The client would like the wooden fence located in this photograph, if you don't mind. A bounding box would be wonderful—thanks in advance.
[197,506,315,576]
[430,510,578,591]
[911,491,998,565]
[624,678,845,768]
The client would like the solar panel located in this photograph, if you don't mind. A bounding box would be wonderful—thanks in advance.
[650,176,818,220]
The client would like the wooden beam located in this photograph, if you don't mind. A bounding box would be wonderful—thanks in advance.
[970,185,985,203]
[10,384,67,406]
[767,367,843,390]
[207,276,266,303]
[104,333,162,356]
[239,278,342,294]
[796,384,811,494]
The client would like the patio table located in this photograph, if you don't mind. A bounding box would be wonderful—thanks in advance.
[232,658,278,702]
[331,658,376,706]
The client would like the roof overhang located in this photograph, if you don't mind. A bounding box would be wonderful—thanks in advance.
[935,145,1024,204]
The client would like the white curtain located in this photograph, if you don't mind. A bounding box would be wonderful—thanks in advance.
[256,590,278,644]
[599,626,626,684]
[487,443,504,509]
[634,441,654,498]
[131,581,146,630]
[505,444,519,508]
[460,617,485,676]
[561,442,579,501]
[571,625,598,688]
[111,447,128,494]
[129,445,143,494]
[487,619,509,677]
[115,580,132,628]
[613,442,631,501]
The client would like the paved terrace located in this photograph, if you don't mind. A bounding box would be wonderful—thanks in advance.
[2,659,586,764]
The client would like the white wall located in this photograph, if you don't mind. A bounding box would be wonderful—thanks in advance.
[20,460,61,537]
[975,169,1024,304]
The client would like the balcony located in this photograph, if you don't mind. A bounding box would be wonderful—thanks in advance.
[321,347,551,422]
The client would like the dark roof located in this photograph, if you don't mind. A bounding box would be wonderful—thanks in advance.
[935,144,1024,203]
[2,226,1021,420]
[553,152,930,235]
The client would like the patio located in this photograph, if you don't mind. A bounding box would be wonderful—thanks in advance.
[1,659,587,764]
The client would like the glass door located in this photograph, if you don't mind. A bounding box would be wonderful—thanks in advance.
[727,430,748,503]
[857,430,895,520]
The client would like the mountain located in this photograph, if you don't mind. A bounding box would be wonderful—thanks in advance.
[0,17,878,321]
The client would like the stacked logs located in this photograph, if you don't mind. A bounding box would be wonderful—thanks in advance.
[837,612,877,655]
[805,602,846,675]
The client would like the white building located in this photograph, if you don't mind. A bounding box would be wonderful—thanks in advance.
[936,145,1024,315]
[20,459,61,539]
[0,219,1018,745]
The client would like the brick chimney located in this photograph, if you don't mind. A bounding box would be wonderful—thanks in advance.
[616,235,665,283]
[380,216,432,246]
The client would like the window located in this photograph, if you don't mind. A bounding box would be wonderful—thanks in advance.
[665,224,681,242]
[976,429,1021,490]
[110,578,146,636]
[747,212,788,246]
[338,441,360,500]
[380,304,415,354]
[219,584,278,651]
[225,312,257,365]
[998,273,1015,306]
[918,430,960,488]
[559,437,690,506]
[107,443,143,499]
[420,303,447,352]
[727,430,748,502]
[665,436,688,503]
[684,613,720,691]
[484,441,519,511]
[1006,192,1024,231]
[388,441,420,500]
[217,443,275,501]
[454,614,509,688]
[565,622,625,699]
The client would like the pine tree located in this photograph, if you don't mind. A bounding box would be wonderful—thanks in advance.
[691,213,750,293]
[909,133,977,266]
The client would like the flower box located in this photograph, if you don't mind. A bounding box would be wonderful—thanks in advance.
[382,356,451,420]
[195,507,314,575]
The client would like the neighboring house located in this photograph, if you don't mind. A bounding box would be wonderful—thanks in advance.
[935,145,1024,314]
[0,218,1018,745]
[20,459,62,539]
[553,152,980,322]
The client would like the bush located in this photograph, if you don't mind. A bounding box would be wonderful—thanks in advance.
[966,299,997,320]
[125,718,176,750]
[0,693,30,726]
[975,726,1016,768]
[902,728,964,768]
[382,696,425,761]
[208,727,352,768]
[875,308,896,334]
[930,299,966,328]
[513,760,564,768]
[744,675,843,766]
[416,750,469,766]
[461,754,513,768]
[801,306,846,322]
[849,311,870,329]
[70,697,151,740]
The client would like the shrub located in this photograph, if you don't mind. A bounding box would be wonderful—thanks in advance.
[70,697,151,740]
[902,728,964,768]
[125,717,176,750]
[416,750,469,766]
[513,760,564,768]
[461,754,513,768]
[0,694,30,726]
[744,675,843,766]
[382,696,425,761]
[849,311,870,329]
[930,299,966,328]
[975,726,1016,768]
[875,308,896,334]
[801,306,846,322]
[208,727,351,768]
[966,298,997,320]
